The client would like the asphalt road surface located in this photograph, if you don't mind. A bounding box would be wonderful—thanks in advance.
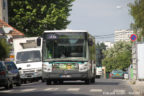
[0,78,137,96]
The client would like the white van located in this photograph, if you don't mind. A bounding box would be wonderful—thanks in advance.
[13,37,42,83]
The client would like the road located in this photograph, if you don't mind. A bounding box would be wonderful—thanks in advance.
[0,78,136,96]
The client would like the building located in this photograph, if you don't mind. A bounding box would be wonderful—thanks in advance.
[0,19,24,61]
[0,0,8,23]
[0,19,24,43]
[114,30,133,42]
[103,41,114,49]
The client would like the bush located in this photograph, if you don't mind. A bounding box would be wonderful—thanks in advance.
[0,39,10,60]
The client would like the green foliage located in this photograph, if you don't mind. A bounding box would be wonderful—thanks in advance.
[102,41,132,72]
[129,0,144,41]
[8,0,75,36]
[96,43,106,67]
[0,39,10,60]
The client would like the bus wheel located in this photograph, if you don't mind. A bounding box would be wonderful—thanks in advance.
[53,81,58,85]
[46,80,51,85]
[85,79,90,84]
[91,77,95,83]
[59,80,63,84]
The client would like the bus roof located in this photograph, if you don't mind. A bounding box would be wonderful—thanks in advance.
[43,29,95,39]
[44,29,88,33]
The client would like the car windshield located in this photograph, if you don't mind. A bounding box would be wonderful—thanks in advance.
[112,70,123,73]
[5,62,17,70]
[16,50,41,64]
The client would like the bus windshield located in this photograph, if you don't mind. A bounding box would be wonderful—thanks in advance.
[16,50,41,64]
[43,32,87,61]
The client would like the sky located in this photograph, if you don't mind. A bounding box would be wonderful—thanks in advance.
[68,0,135,42]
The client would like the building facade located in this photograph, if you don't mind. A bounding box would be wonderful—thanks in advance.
[103,41,114,49]
[0,0,8,23]
[114,30,133,42]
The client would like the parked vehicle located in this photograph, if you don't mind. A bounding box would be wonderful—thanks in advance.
[124,71,129,79]
[5,61,21,86]
[13,37,43,83]
[96,66,102,78]
[111,69,124,79]
[136,43,144,80]
[0,61,21,89]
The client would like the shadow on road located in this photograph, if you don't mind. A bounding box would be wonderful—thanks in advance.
[95,82,119,85]
[0,91,90,96]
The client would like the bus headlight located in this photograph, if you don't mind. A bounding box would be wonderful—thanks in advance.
[79,62,89,72]
[42,62,52,72]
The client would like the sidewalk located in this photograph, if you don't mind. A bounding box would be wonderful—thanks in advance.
[129,80,144,96]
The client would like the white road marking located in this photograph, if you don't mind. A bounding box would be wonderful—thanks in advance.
[44,88,58,91]
[0,90,13,93]
[90,89,103,92]
[21,88,36,92]
[113,89,126,95]
[67,88,80,92]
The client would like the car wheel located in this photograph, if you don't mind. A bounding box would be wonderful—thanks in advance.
[10,82,13,89]
[24,79,27,84]
[16,79,21,86]
[5,80,10,89]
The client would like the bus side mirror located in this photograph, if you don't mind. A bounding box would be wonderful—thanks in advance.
[88,38,93,46]
[37,37,41,46]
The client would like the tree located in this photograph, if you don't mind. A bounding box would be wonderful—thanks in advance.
[96,43,106,67]
[129,0,144,41]
[0,39,10,60]
[102,41,132,72]
[8,0,75,36]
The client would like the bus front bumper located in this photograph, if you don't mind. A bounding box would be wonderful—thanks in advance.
[43,72,89,80]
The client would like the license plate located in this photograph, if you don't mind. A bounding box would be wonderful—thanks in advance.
[116,74,119,76]
[60,75,71,78]
[26,75,32,77]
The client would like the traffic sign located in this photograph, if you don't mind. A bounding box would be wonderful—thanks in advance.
[130,34,137,42]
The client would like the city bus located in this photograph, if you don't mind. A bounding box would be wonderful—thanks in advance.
[42,30,96,84]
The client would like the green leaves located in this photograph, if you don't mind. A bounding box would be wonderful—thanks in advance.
[129,0,144,41]
[0,39,11,60]
[8,0,75,36]
[102,41,132,72]
[96,43,106,67]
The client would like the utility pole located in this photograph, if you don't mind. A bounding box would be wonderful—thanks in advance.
[132,42,137,81]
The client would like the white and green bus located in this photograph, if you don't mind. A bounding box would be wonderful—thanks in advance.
[42,30,96,84]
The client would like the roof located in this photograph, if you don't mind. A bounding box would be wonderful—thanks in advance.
[0,19,24,36]
[44,29,88,33]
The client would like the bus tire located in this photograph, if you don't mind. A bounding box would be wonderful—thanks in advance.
[59,80,63,84]
[85,79,90,84]
[53,81,58,85]
[46,80,51,85]
[91,77,95,83]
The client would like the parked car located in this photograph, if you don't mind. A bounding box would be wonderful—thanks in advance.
[124,71,129,80]
[111,69,124,79]
[0,61,13,89]
[4,61,21,86]
[0,61,21,89]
